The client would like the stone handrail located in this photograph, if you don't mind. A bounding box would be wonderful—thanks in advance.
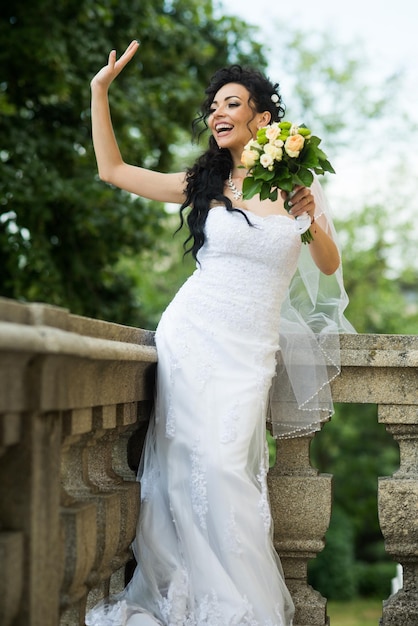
[0,297,417,626]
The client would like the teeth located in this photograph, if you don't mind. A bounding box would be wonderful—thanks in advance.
[216,124,233,132]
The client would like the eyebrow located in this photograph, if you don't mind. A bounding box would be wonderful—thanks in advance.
[211,95,243,105]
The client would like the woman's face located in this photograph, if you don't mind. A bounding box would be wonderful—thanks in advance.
[208,83,269,152]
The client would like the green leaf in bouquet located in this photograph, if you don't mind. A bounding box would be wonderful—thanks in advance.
[294,168,314,187]
[286,159,300,175]
[242,176,262,199]
[307,135,322,148]
[257,168,276,182]
[260,181,272,200]
[269,188,278,202]
[321,159,336,174]
[299,147,320,169]
[277,177,294,192]
[315,147,329,161]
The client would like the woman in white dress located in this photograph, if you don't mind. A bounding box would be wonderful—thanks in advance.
[86,40,351,626]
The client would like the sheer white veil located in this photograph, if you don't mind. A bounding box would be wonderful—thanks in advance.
[269,177,356,438]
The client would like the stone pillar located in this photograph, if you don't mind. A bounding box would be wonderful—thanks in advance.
[268,434,332,626]
[378,404,418,626]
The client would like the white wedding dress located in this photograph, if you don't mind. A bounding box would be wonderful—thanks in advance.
[86,205,303,626]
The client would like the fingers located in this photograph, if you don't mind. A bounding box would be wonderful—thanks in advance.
[116,40,140,69]
[287,187,315,218]
[91,41,139,89]
[103,41,140,81]
[108,49,116,68]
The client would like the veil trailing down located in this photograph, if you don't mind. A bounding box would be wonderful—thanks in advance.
[270,177,355,439]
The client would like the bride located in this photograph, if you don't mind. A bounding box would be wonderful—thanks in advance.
[86,40,352,626]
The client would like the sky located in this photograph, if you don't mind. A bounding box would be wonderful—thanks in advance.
[222,0,417,76]
[217,0,418,223]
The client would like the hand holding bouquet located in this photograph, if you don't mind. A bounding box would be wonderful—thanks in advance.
[241,122,335,243]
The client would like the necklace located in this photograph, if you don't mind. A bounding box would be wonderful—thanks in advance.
[227,171,243,200]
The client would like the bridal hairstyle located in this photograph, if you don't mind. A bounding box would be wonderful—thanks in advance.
[179,65,286,259]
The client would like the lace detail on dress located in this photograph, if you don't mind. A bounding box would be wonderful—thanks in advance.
[86,595,289,626]
[159,317,193,436]
[190,439,208,530]
[220,402,240,444]
[158,569,189,626]
[159,587,287,626]
[257,442,272,532]
[166,406,176,438]
[223,506,242,555]
[169,207,300,342]
[85,599,128,626]
[193,590,224,625]
[194,332,217,392]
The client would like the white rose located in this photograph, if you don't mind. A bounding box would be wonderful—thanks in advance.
[260,153,274,168]
[264,143,283,161]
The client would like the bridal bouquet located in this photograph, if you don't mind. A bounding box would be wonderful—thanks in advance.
[241,121,335,243]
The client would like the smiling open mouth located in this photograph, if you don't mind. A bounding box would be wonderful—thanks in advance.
[215,124,233,135]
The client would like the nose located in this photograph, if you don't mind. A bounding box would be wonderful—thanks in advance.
[213,103,227,118]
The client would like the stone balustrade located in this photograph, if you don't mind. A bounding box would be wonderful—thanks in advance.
[0,297,417,626]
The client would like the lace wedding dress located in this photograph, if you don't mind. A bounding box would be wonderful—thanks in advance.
[86,205,304,626]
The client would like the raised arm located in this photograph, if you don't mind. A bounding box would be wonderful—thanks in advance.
[90,41,186,204]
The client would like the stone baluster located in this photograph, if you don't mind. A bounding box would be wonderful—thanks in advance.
[60,402,146,624]
[268,433,332,626]
[0,412,24,626]
[378,404,418,626]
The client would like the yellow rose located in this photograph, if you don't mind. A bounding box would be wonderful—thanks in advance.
[284,134,305,158]
[241,149,259,169]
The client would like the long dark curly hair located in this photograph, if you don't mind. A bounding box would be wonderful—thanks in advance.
[178,65,286,260]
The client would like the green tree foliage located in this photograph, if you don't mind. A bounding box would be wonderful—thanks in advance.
[0,0,264,323]
[309,403,399,598]
[336,205,418,334]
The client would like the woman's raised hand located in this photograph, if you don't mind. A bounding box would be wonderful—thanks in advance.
[91,40,140,90]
